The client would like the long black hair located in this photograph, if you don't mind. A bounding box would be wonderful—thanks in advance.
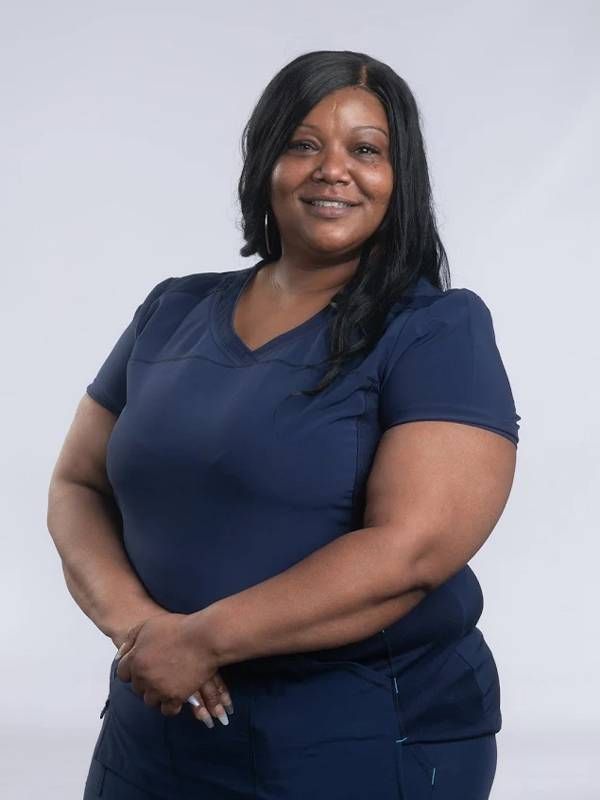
[237,49,451,395]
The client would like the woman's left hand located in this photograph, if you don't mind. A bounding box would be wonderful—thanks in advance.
[115,612,218,709]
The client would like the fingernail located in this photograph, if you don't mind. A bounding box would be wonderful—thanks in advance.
[200,712,214,728]
[215,704,229,725]
[219,692,234,714]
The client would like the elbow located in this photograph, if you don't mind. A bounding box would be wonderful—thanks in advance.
[412,553,447,594]
[378,517,459,596]
[377,524,432,596]
[409,535,490,595]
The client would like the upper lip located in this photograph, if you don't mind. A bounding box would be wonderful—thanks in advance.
[301,195,360,205]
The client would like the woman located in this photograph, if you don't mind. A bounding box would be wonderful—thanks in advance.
[48,50,521,799]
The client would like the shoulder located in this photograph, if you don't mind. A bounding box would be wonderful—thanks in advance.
[142,267,243,301]
[165,269,237,300]
[379,277,498,375]
[133,269,237,336]
[385,276,493,342]
[391,275,490,318]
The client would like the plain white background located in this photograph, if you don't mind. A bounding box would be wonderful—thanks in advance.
[1,1,598,797]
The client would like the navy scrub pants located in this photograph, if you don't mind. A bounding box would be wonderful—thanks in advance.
[83,655,497,799]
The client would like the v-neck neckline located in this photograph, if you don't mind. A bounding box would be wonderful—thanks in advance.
[211,259,334,363]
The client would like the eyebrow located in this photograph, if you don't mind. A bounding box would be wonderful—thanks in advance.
[297,123,389,139]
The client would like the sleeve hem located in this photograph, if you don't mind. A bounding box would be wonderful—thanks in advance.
[382,410,519,446]
[86,384,123,416]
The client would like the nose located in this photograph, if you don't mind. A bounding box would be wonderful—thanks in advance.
[311,144,350,184]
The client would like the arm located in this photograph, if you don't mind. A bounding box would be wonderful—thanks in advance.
[49,481,166,647]
[196,525,427,666]
[192,420,516,667]
[47,394,166,647]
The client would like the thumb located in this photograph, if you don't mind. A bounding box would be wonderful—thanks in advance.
[115,639,130,659]
[115,621,144,659]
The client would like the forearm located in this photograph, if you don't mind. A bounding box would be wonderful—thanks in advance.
[47,481,164,645]
[196,525,428,666]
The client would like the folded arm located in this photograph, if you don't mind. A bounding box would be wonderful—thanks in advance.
[193,420,517,666]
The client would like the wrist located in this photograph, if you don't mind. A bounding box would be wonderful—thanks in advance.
[185,601,233,668]
[103,598,167,648]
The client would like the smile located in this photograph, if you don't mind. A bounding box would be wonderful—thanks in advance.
[305,200,354,207]
[300,199,360,217]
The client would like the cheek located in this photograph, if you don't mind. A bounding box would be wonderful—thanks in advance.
[270,160,305,198]
[361,164,394,206]
[269,164,290,206]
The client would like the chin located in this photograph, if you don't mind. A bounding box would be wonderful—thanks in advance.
[307,241,357,255]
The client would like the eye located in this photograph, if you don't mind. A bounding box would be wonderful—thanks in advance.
[356,144,380,156]
[287,140,381,156]
[287,140,316,151]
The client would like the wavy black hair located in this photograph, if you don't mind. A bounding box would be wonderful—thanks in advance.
[237,49,451,395]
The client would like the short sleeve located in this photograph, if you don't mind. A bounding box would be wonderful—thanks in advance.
[379,288,521,446]
[85,276,175,416]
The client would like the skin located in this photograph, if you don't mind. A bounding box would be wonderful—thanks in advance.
[234,85,393,349]
[115,85,516,714]
[245,86,393,338]
[118,84,396,708]
[48,395,232,726]
[267,84,393,286]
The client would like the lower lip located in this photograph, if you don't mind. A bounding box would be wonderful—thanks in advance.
[301,201,359,218]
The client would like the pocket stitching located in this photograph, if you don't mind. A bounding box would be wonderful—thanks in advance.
[404,742,436,789]
[296,655,392,692]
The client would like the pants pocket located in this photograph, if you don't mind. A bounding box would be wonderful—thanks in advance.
[399,735,498,799]
[400,742,436,799]
[249,654,401,800]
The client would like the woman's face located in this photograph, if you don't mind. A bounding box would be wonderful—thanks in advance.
[269,85,394,262]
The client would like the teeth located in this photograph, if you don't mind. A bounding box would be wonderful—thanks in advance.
[310,200,351,207]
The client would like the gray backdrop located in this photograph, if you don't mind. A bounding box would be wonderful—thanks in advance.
[1,1,598,798]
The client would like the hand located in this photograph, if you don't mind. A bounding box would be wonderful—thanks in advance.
[115,612,233,725]
[185,674,234,728]
[111,607,170,650]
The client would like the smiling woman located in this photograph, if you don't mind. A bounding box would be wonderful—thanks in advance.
[48,49,520,800]
[264,85,394,312]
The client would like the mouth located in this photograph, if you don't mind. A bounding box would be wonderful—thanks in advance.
[300,198,360,208]
[300,198,361,218]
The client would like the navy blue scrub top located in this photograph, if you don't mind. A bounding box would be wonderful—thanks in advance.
[86,259,521,743]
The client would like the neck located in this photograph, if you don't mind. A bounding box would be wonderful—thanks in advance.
[264,254,359,299]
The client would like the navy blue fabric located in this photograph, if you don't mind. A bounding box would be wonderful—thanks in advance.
[379,282,520,444]
[85,657,497,798]
[84,259,519,790]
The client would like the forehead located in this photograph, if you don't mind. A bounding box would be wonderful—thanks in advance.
[298,87,389,134]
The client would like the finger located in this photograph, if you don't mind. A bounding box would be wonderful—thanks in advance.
[160,698,183,717]
[211,673,234,715]
[188,692,215,729]
[115,631,137,661]
[115,640,130,660]
[199,679,229,726]
[131,675,145,697]
[116,651,132,683]
[116,619,147,660]
[142,690,162,708]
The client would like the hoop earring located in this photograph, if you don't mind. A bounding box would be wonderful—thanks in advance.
[264,209,272,256]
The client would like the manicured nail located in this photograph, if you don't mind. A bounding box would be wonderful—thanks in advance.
[219,692,234,714]
[214,704,229,725]
[200,711,214,728]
